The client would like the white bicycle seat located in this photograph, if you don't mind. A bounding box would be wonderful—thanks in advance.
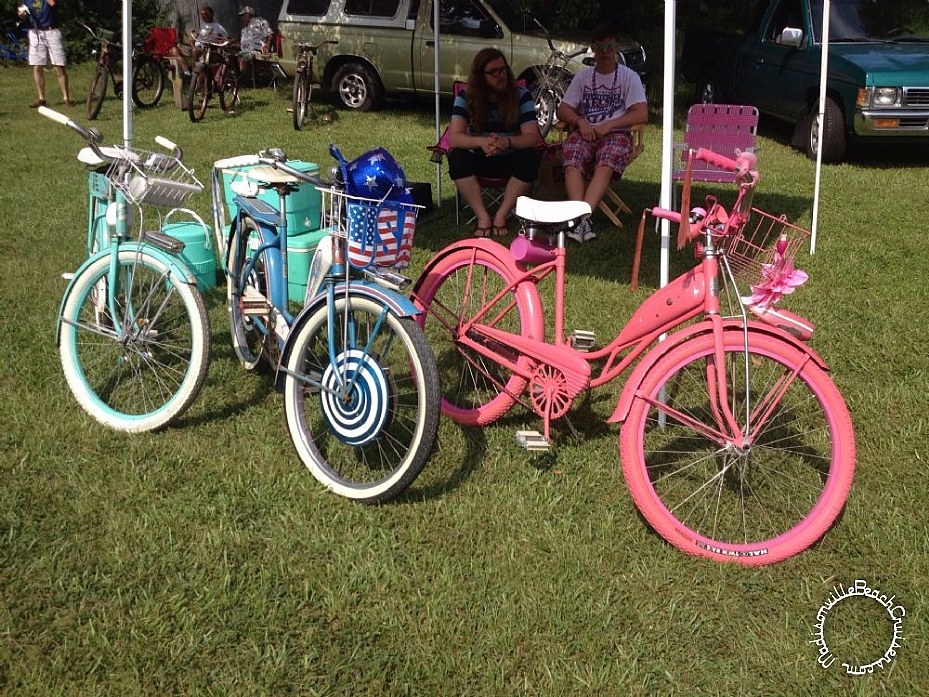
[77,146,137,167]
[245,165,302,185]
[515,196,591,224]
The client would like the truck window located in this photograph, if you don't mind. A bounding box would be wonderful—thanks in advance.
[765,0,804,43]
[436,0,502,38]
[345,0,402,17]
[286,0,332,16]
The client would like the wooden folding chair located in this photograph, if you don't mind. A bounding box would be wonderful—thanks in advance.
[598,123,646,228]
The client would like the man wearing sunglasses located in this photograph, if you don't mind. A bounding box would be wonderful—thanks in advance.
[557,21,648,242]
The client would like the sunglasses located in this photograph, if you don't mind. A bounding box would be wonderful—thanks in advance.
[591,42,621,52]
[483,66,508,77]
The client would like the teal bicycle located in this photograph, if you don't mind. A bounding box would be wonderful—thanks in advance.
[41,107,212,432]
[211,147,440,503]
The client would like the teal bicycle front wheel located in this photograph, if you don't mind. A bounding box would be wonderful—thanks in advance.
[59,249,212,432]
[282,295,440,503]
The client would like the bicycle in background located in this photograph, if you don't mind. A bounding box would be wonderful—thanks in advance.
[39,107,212,432]
[212,147,440,502]
[82,23,123,119]
[0,18,28,64]
[188,34,240,121]
[412,148,855,564]
[291,39,338,130]
[529,19,588,138]
[130,26,181,109]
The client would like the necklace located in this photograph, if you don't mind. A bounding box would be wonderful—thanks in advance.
[590,64,619,93]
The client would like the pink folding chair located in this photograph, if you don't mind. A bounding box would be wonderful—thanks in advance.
[672,104,759,207]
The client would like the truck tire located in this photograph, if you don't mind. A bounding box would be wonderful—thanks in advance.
[333,62,382,112]
[806,96,846,163]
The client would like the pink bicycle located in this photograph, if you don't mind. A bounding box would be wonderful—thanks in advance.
[411,148,855,565]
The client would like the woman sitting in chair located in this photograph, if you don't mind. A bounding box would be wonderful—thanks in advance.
[447,48,542,237]
[556,21,648,242]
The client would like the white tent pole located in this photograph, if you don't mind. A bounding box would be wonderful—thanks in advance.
[122,0,132,147]
[811,0,830,254]
[434,0,442,207]
[659,0,676,288]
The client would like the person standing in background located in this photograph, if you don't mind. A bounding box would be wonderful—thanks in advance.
[20,0,71,108]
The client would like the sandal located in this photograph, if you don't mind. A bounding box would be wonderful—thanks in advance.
[491,225,509,237]
[29,99,46,109]
[473,225,492,238]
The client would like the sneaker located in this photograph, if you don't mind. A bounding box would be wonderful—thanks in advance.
[581,220,596,241]
[566,219,595,243]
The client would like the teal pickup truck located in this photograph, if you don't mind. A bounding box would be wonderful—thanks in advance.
[681,0,929,162]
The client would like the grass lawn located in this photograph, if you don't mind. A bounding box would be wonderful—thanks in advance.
[1,62,928,695]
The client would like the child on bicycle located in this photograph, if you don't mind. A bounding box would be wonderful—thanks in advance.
[556,21,647,242]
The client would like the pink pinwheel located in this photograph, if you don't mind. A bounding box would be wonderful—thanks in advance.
[743,236,808,308]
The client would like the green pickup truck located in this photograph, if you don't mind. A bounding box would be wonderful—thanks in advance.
[681,0,929,162]
[276,0,646,112]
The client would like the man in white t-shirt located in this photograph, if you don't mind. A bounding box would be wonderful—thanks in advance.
[557,21,648,242]
[193,5,228,61]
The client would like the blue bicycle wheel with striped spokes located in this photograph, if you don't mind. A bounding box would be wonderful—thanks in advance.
[319,348,391,447]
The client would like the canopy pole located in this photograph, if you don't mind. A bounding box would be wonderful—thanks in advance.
[659,0,676,288]
[810,0,830,254]
[122,0,132,147]
[433,0,442,207]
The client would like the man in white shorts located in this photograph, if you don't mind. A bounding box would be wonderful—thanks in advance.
[20,0,71,108]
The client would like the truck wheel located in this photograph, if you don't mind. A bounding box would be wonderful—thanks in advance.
[333,62,382,112]
[806,96,846,163]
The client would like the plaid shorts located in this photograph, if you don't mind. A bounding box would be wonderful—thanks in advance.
[562,130,635,180]
[28,28,67,67]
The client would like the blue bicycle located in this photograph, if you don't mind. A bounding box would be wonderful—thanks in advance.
[0,18,27,64]
[211,147,440,503]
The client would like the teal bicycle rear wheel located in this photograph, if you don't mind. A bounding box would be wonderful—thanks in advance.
[59,249,211,432]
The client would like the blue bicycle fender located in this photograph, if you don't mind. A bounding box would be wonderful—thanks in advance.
[274,281,421,390]
[56,243,200,345]
[232,195,282,227]
[606,319,831,425]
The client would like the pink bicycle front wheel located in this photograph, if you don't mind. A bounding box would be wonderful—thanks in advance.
[620,331,855,565]
[412,242,544,427]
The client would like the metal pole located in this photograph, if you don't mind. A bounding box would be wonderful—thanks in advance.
[122,0,132,147]
[433,0,442,207]
[810,0,830,254]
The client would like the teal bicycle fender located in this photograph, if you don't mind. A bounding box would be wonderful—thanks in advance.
[274,281,421,391]
[607,319,831,425]
[56,243,200,345]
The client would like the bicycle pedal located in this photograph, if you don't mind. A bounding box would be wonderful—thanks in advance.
[570,330,596,352]
[516,430,550,451]
[365,268,410,291]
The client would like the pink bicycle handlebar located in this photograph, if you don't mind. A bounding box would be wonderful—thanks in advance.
[649,207,682,223]
[693,148,738,171]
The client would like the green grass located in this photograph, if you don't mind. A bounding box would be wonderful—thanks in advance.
[2,63,928,695]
